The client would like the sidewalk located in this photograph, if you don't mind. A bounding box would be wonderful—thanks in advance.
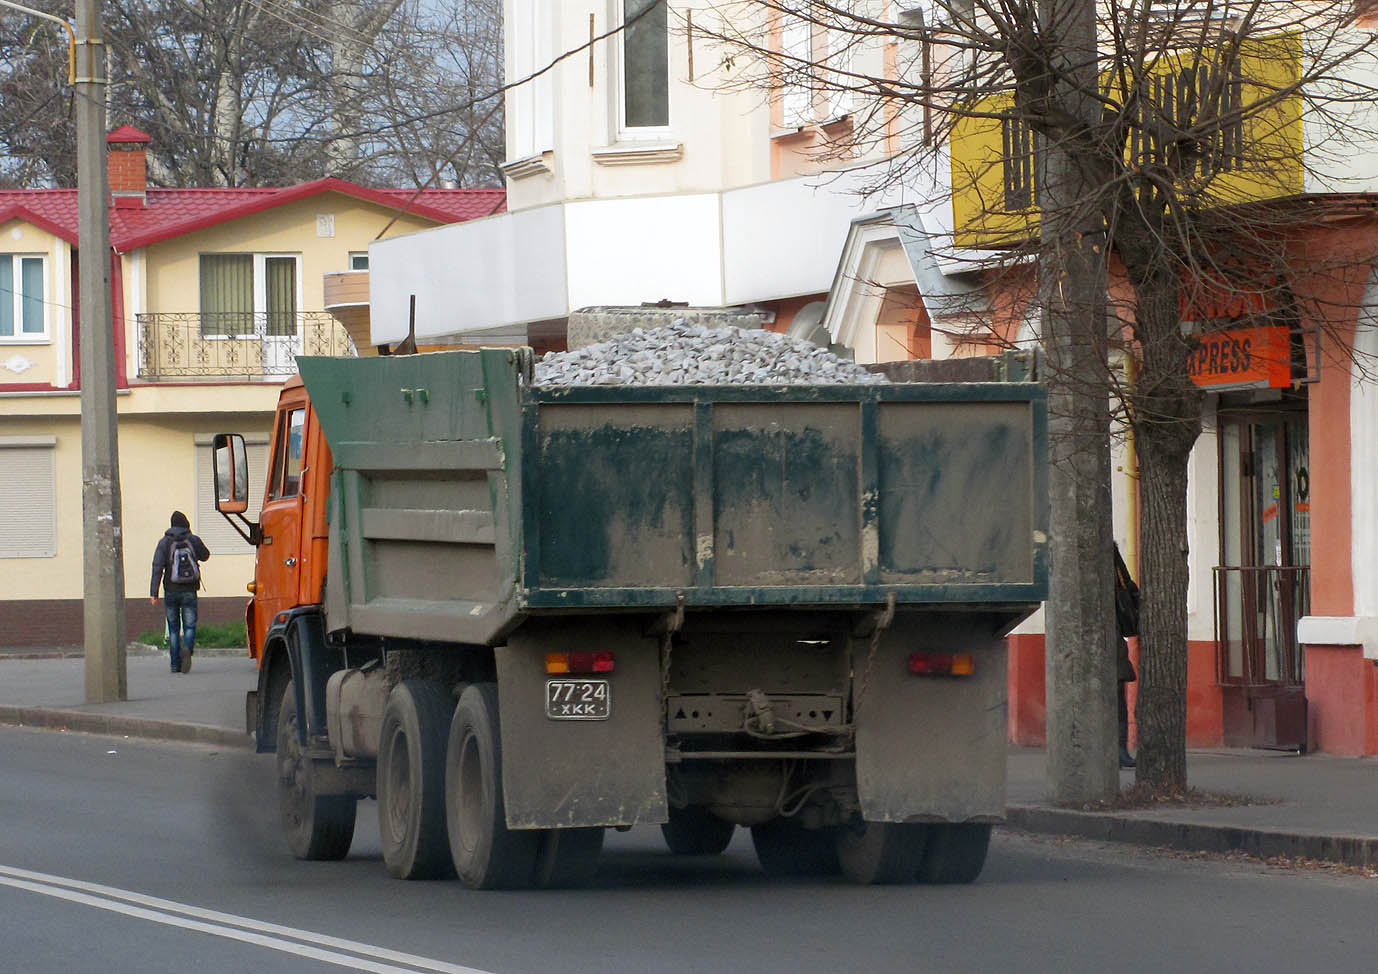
[0,650,253,749]
[0,651,1374,870]
[1007,747,1378,870]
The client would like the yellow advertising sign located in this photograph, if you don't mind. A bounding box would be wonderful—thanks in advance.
[950,32,1303,248]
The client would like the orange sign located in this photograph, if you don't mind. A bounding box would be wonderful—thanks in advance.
[1187,325,1291,389]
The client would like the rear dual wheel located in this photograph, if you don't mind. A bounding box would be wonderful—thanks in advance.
[445,682,604,889]
[837,820,992,885]
[378,681,456,880]
[276,681,356,861]
[662,807,735,856]
[751,818,840,877]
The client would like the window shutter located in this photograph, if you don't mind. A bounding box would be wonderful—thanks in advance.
[0,441,57,557]
[196,440,269,554]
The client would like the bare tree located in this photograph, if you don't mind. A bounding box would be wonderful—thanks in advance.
[697,0,1378,794]
[0,0,504,189]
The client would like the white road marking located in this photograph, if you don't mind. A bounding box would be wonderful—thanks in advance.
[0,864,495,974]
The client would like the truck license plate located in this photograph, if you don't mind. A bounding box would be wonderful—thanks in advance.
[545,679,611,720]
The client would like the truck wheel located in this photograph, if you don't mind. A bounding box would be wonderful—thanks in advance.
[532,828,605,888]
[446,682,540,889]
[276,681,356,860]
[662,807,735,855]
[378,680,455,880]
[750,819,840,877]
[835,821,927,885]
[916,823,991,884]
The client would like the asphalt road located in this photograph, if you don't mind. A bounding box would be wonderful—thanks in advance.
[2,725,1375,974]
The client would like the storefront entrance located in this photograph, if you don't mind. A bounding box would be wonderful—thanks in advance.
[1215,404,1310,750]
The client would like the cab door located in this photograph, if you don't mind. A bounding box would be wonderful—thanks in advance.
[253,389,309,654]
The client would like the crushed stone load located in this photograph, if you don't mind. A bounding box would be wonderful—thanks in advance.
[534,321,887,386]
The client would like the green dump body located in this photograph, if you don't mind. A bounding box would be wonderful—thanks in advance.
[298,349,1048,647]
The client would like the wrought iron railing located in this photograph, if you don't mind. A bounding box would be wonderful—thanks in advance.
[1212,564,1310,687]
[137,311,357,380]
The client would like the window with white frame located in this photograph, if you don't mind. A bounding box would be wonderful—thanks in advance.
[199,253,300,338]
[0,254,47,340]
[780,13,813,128]
[779,6,858,131]
[348,252,369,271]
[0,437,57,557]
[508,0,555,160]
[196,436,269,554]
[620,0,670,132]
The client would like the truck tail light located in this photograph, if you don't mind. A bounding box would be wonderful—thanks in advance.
[545,651,615,675]
[908,652,975,677]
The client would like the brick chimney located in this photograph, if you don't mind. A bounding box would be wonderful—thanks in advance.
[107,125,151,209]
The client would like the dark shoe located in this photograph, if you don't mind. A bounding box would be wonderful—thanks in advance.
[1119,747,1136,769]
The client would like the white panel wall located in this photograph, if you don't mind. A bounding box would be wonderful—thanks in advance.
[722,168,921,305]
[368,206,568,344]
[563,195,724,308]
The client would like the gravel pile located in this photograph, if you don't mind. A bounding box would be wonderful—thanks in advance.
[535,321,886,386]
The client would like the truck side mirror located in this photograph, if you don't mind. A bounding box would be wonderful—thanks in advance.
[213,433,250,514]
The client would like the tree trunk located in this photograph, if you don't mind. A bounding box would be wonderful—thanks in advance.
[1123,255,1201,793]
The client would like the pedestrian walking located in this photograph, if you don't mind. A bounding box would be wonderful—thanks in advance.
[150,511,210,674]
[1113,542,1140,769]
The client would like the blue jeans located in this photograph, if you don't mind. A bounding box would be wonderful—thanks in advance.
[164,590,198,671]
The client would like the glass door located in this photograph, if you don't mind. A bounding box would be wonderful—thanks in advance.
[1215,409,1310,748]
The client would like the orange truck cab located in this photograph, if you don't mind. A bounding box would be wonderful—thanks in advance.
[213,375,332,743]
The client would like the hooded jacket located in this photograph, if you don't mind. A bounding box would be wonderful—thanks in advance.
[151,526,211,597]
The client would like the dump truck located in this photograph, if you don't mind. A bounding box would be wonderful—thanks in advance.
[212,347,1048,887]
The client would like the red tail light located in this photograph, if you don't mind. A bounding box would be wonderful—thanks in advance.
[546,651,615,674]
[908,652,975,677]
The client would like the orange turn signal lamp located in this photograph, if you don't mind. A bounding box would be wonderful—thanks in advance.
[545,651,615,675]
[908,651,975,677]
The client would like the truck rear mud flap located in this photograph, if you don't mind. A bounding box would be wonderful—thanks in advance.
[495,619,668,829]
[852,617,1007,822]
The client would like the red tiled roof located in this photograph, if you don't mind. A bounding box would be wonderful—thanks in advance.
[0,177,505,252]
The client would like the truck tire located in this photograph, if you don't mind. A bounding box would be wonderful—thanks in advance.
[532,828,605,888]
[916,823,991,884]
[750,819,840,877]
[378,680,456,880]
[446,682,540,889]
[662,807,735,855]
[835,821,927,885]
[276,681,356,861]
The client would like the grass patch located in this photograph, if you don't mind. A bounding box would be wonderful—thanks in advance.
[135,620,247,650]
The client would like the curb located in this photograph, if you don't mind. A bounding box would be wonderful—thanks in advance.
[1006,803,1378,870]
[0,647,249,661]
[0,706,251,750]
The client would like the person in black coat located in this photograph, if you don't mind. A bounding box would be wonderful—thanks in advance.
[149,511,210,674]
[1113,543,1140,769]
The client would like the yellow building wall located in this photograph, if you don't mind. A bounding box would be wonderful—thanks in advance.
[138,195,439,313]
[0,411,270,601]
[3,191,451,626]
[0,220,71,388]
[949,33,1304,248]
[128,194,440,379]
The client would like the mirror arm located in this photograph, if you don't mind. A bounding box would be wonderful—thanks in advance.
[219,509,263,546]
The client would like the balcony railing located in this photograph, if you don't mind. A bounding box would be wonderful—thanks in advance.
[137,311,357,380]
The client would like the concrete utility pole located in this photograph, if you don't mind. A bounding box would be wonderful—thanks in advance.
[75,0,127,702]
[1038,0,1117,803]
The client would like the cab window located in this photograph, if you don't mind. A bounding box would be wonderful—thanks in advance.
[268,407,306,500]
